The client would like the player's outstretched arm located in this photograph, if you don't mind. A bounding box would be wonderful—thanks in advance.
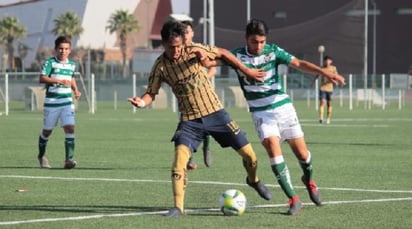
[127,93,154,108]
[289,58,346,86]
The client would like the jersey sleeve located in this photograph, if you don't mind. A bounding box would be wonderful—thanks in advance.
[145,58,163,95]
[40,59,52,76]
[188,43,218,60]
[273,44,293,65]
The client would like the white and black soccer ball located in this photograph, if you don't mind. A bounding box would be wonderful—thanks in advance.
[219,189,247,216]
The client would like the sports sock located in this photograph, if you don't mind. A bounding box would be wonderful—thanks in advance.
[64,134,75,160]
[38,134,48,158]
[299,151,313,181]
[171,144,190,211]
[203,135,211,150]
[319,105,324,120]
[270,156,296,199]
[236,143,258,183]
[327,106,333,119]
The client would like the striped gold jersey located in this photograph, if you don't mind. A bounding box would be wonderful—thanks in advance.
[146,44,223,121]
[320,65,338,92]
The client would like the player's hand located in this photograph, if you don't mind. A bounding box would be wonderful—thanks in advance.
[127,97,145,108]
[329,73,346,86]
[188,47,207,60]
[74,90,81,100]
[245,68,266,83]
[59,79,71,87]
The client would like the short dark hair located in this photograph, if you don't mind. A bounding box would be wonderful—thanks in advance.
[180,20,193,29]
[246,19,268,37]
[54,36,71,49]
[324,55,332,61]
[160,20,186,42]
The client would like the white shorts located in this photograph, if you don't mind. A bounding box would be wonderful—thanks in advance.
[42,105,75,130]
[251,103,304,143]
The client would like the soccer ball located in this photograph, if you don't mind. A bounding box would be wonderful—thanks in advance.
[219,189,247,216]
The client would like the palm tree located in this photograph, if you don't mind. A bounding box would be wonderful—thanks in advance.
[106,10,140,77]
[0,15,26,71]
[52,11,84,39]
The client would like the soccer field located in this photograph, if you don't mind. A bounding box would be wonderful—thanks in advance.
[1,101,411,228]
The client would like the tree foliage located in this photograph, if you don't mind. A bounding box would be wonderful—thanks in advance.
[52,11,84,39]
[0,15,26,70]
[106,9,140,77]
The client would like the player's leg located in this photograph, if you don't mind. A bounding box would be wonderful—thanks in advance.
[264,104,305,215]
[288,137,322,206]
[168,144,190,216]
[38,108,58,168]
[202,134,212,167]
[262,137,297,198]
[165,120,203,217]
[319,91,326,124]
[38,129,52,168]
[326,92,333,124]
[61,106,76,169]
[206,110,271,201]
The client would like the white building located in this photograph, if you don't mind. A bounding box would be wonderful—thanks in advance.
[0,0,190,69]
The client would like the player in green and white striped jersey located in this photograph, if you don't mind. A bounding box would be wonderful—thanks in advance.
[203,19,345,216]
[230,19,346,215]
[37,36,81,169]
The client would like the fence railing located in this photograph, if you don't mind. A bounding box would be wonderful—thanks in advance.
[1,72,411,115]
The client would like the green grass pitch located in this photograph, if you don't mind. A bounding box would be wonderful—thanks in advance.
[1,101,411,228]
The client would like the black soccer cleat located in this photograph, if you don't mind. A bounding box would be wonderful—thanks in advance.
[163,207,183,217]
[246,177,272,200]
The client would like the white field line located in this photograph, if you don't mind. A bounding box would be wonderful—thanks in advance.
[2,175,412,194]
[1,197,412,225]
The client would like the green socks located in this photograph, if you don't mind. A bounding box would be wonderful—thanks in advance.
[299,152,313,181]
[271,157,296,199]
[65,138,75,160]
[38,135,48,158]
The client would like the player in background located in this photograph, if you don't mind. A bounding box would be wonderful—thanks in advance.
[37,36,81,169]
[202,19,345,216]
[181,20,215,170]
[314,55,338,124]
[128,20,271,217]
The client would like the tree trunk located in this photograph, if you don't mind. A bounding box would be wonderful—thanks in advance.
[6,38,14,71]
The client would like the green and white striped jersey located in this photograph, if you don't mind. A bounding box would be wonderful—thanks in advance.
[40,57,76,108]
[232,44,293,112]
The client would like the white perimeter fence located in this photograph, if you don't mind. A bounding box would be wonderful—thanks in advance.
[0,72,411,116]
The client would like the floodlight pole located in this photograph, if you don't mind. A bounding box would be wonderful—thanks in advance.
[208,0,215,88]
[246,0,251,22]
[363,0,368,109]
[372,0,377,88]
[203,0,207,44]
[316,45,325,111]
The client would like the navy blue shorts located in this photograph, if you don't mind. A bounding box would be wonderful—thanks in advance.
[171,109,249,153]
[319,90,333,101]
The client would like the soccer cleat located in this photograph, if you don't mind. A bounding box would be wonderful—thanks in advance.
[246,177,272,200]
[301,176,322,206]
[64,160,77,169]
[38,156,51,169]
[326,118,330,124]
[163,207,183,217]
[319,119,323,124]
[287,195,303,216]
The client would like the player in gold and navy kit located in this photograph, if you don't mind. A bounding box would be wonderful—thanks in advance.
[128,20,272,217]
